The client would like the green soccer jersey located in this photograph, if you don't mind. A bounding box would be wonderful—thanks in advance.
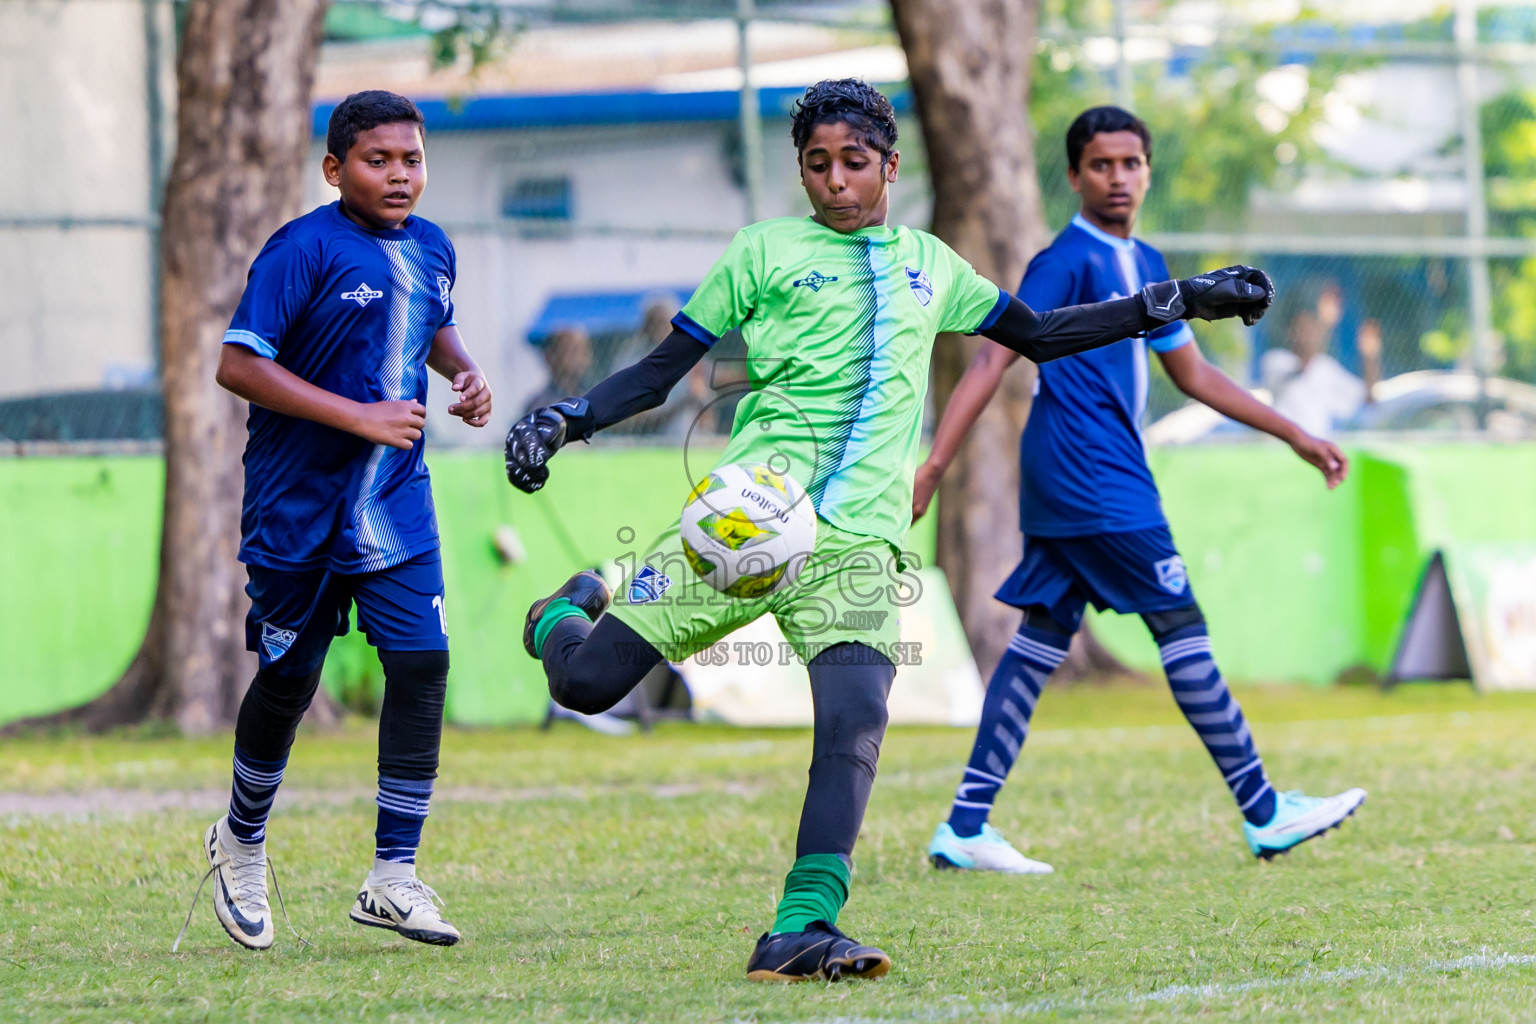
[676,216,1006,551]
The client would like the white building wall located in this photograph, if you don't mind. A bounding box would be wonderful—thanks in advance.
[0,0,166,399]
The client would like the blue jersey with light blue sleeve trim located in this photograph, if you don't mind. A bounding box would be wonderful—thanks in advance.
[223,202,456,573]
[1017,214,1193,537]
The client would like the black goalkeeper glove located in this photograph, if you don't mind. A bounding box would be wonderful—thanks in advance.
[504,397,594,494]
[1138,266,1275,328]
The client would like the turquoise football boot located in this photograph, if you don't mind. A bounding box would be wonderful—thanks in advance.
[1243,788,1367,859]
[928,822,1054,874]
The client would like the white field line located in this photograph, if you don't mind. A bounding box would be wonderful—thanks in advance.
[782,951,1536,1023]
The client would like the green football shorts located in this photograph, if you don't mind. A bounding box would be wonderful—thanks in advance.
[609,517,913,666]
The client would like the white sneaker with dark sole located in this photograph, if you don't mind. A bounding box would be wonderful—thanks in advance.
[194,817,274,950]
[350,873,461,946]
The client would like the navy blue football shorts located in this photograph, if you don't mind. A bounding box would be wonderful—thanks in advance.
[244,549,448,675]
[994,526,1194,632]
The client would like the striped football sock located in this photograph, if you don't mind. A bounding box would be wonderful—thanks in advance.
[375,775,434,864]
[227,745,287,845]
[945,623,1070,838]
[1157,624,1277,825]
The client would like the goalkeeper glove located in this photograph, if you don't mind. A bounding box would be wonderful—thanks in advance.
[504,397,594,494]
[1139,266,1274,327]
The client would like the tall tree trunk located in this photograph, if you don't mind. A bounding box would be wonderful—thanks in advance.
[45,0,329,733]
[890,0,1046,677]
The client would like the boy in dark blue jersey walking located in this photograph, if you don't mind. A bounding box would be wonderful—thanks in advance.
[191,91,491,950]
[917,107,1365,873]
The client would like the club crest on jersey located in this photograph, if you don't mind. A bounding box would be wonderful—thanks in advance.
[437,275,451,307]
[1154,556,1188,595]
[792,270,838,292]
[628,565,673,605]
[906,267,934,306]
[260,621,298,662]
[341,282,383,308]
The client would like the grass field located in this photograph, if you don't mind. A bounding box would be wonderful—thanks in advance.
[2,681,1535,1022]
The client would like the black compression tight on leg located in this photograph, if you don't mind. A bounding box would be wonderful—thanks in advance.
[373,649,449,864]
[234,665,324,763]
[377,649,449,781]
[543,614,663,715]
[796,643,895,860]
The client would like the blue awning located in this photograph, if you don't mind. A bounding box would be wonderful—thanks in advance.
[314,85,912,135]
[526,287,695,344]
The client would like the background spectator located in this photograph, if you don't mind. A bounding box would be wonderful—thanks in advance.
[1261,281,1380,437]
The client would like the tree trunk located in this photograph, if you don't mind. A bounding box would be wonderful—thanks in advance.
[41,0,330,733]
[890,0,1046,677]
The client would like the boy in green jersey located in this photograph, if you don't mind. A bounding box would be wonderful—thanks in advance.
[505,79,1273,981]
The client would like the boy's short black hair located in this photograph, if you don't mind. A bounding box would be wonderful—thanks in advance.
[1066,106,1152,170]
[790,79,898,158]
[326,90,426,160]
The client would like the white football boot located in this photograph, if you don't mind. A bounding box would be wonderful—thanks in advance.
[350,861,461,946]
[928,822,1055,875]
[198,816,275,950]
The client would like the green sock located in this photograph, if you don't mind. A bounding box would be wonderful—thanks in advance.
[531,598,590,658]
[771,853,851,934]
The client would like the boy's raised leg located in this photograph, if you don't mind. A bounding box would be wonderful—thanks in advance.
[202,656,325,951]
[529,573,673,718]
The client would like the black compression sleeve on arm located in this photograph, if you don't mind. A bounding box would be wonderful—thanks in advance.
[979,293,1159,364]
[579,328,709,432]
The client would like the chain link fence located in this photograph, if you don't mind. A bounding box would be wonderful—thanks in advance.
[9,0,1536,447]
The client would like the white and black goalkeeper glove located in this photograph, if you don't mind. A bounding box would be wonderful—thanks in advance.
[1139,266,1275,327]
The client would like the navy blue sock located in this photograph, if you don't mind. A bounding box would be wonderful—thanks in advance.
[375,775,434,864]
[1158,625,1276,825]
[227,745,288,845]
[946,623,1070,838]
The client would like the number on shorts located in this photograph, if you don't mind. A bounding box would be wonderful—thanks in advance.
[432,593,447,635]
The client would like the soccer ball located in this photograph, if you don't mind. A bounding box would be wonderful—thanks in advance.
[679,462,818,599]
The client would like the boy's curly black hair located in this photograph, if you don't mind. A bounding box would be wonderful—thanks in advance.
[326,90,426,160]
[790,79,898,159]
[1065,106,1152,171]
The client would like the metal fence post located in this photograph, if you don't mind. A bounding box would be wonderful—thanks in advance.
[1113,0,1132,113]
[1456,0,1495,421]
[737,0,764,225]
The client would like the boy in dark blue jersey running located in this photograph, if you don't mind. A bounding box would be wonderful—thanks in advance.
[917,107,1366,873]
[191,91,491,950]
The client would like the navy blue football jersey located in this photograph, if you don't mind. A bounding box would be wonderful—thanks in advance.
[1017,214,1193,537]
[223,202,456,574]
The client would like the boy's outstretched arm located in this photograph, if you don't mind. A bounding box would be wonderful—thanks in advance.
[217,344,425,450]
[912,342,1020,521]
[1158,340,1348,489]
[980,266,1274,365]
[505,328,707,493]
[427,325,493,427]
[914,265,1278,518]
